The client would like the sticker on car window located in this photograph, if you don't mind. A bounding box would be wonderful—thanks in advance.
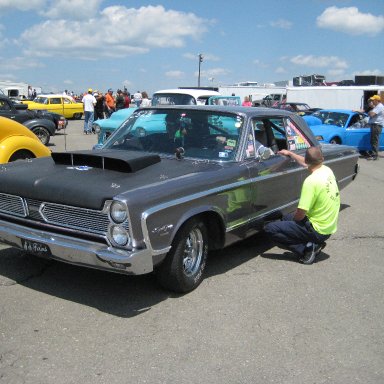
[218,152,229,158]
[226,139,236,147]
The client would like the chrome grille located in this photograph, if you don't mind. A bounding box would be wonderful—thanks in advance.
[41,203,110,234]
[0,193,26,217]
[0,193,129,235]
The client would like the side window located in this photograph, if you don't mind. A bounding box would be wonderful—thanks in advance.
[250,117,311,155]
[50,98,62,104]
[0,100,11,111]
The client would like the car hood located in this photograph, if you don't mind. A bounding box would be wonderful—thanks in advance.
[0,149,226,210]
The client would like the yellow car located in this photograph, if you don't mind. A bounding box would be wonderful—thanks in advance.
[0,116,51,163]
[23,94,84,120]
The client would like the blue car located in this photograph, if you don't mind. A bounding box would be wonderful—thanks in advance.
[93,108,136,146]
[303,109,383,152]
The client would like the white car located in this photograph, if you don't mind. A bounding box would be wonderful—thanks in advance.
[151,88,220,106]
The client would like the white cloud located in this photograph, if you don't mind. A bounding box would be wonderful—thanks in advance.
[0,56,44,70]
[270,19,292,29]
[0,0,46,11]
[122,80,132,88]
[275,67,287,74]
[20,5,209,59]
[165,70,185,79]
[40,0,102,19]
[317,6,384,36]
[197,67,230,79]
[290,55,348,69]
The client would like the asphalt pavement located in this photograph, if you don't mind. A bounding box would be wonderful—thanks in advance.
[0,119,383,384]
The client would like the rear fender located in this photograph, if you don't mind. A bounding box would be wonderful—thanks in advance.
[0,136,51,163]
[23,118,56,135]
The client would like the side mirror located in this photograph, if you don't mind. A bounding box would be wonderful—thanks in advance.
[257,145,271,161]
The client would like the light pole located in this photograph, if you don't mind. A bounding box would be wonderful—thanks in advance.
[198,53,203,88]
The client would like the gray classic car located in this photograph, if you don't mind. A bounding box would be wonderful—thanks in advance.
[0,106,359,292]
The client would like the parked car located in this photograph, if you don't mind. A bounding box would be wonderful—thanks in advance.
[0,106,359,292]
[151,88,220,106]
[303,109,383,151]
[271,102,320,115]
[22,94,84,119]
[93,108,137,146]
[0,94,63,145]
[0,116,51,163]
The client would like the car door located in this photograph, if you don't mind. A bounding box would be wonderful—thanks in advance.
[47,97,64,115]
[343,112,371,150]
[245,115,311,227]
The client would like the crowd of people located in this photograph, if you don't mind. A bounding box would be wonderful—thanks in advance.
[79,88,150,134]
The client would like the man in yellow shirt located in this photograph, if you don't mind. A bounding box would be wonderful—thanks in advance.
[264,147,340,264]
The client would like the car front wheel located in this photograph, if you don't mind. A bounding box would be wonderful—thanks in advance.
[32,127,50,145]
[156,218,208,293]
[330,137,341,145]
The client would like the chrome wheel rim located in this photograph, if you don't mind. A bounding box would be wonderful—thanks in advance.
[183,228,204,276]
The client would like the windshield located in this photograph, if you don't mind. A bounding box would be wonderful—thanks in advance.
[313,111,349,127]
[103,109,244,161]
[152,93,197,106]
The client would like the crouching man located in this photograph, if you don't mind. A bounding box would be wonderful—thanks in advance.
[264,147,340,264]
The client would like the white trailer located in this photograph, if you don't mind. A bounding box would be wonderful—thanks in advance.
[218,85,286,102]
[285,86,384,110]
[0,81,41,100]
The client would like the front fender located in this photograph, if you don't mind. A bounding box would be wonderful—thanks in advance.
[142,202,226,253]
[23,118,56,135]
[0,136,51,163]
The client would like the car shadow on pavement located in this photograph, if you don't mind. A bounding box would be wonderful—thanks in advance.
[0,234,274,317]
[0,228,334,317]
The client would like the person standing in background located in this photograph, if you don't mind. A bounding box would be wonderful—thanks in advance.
[105,89,115,118]
[94,91,105,121]
[115,90,125,111]
[140,91,151,107]
[242,96,252,107]
[81,88,97,135]
[133,91,142,107]
[123,91,131,108]
[367,95,384,160]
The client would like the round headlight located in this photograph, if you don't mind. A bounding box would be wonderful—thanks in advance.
[93,124,101,133]
[110,201,128,223]
[110,225,129,246]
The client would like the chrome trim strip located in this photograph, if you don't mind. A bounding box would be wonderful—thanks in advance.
[225,199,299,232]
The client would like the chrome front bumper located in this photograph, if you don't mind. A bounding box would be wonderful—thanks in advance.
[0,219,154,275]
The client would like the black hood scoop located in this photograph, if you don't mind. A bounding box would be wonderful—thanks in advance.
[51,150,161,173]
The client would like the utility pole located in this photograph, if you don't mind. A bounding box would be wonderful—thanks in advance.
[198,53,203,88]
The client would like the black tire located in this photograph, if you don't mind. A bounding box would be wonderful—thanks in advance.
[330,137,341,145]
[32,126,50,145]
[156,218,208,293]
[73,113,83,119]
[9,150,35,162]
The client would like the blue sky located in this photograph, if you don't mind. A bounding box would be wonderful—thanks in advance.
[0,0,383,95]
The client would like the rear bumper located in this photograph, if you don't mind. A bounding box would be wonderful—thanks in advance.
[0,219,154,275]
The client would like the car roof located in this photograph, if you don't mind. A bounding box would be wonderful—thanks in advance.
[153,88,220,97]
[36,94,74,98]
[315,109,357,113]
[136,104,295,117]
